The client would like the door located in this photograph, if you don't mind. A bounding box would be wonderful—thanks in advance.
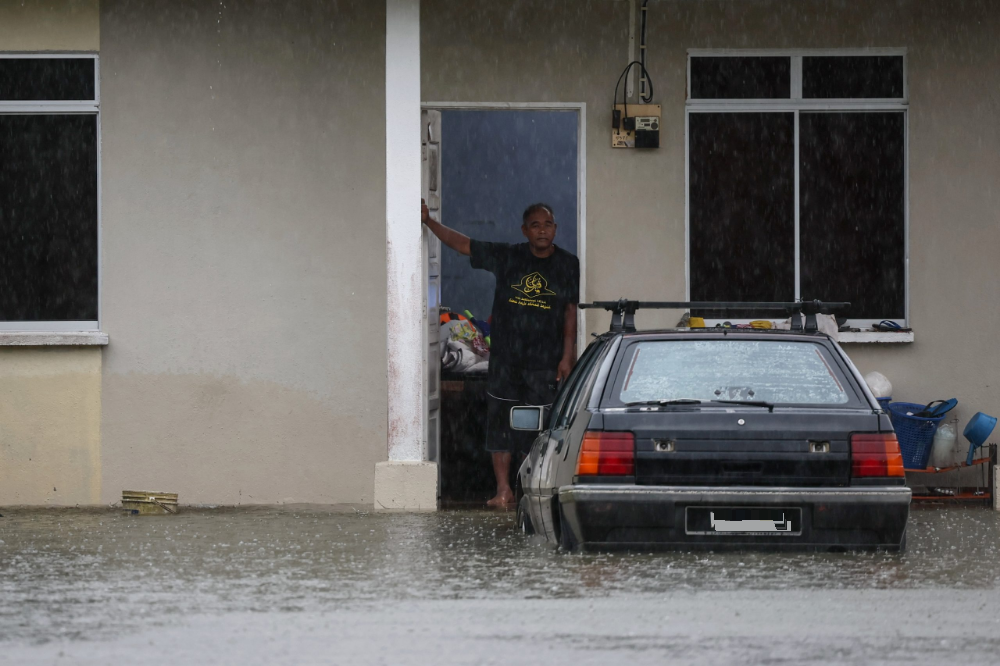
[532,340,606,538]
[422,110,443,463]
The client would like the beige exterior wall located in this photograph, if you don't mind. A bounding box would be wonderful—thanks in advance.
[4,0,997,506]
[0,349,102,504]
[98,0,387,504]
[0,0,102,506]
[423,0,1000,433]
[0,0,99,51]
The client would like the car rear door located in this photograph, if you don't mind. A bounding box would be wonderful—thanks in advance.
[527,340,607,537]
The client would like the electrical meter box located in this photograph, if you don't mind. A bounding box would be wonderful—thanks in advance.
[612,103,660,149]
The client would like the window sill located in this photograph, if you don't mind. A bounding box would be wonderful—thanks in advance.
[0,331,109,346]
[838,331,914,344]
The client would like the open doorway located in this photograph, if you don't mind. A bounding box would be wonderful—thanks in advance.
[423,103,585,504]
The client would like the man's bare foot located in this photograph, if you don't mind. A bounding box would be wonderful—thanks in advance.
[486,490,515,507]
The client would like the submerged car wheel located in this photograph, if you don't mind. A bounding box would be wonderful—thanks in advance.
[516,495,534,535]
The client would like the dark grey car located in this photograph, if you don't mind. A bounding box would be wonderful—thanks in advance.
[513,324,910,552]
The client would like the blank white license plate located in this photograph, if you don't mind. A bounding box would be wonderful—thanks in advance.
[686,507,802,535]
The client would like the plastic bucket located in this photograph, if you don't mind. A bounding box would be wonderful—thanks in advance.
[963,412,997,447]
[888,402,944,469]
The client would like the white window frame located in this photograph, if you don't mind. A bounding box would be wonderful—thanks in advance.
[685,49,909,329]
[0,53,101,333]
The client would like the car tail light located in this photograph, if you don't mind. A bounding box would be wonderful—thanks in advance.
[851,433,905,478]
[576,431,635,476]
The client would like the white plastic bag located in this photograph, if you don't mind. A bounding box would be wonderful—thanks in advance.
[864,371,893,398]
[815,314,839,341]
[930,422,957,468]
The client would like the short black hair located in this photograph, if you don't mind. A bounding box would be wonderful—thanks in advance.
[522,203,554,224]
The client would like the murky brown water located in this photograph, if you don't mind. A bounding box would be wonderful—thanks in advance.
[1,505,998,663]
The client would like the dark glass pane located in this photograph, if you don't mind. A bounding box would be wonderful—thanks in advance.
[0,115,98,321]
[803,56,904,99]
[690,57,791,99]
[800,112,905,319]
[689,113,795,318]
[0,58,95,101]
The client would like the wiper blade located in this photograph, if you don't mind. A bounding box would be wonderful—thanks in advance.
[624,398,703,407]
[711,399,775,413]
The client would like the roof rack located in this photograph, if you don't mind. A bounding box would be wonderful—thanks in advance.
[578,299,851,333]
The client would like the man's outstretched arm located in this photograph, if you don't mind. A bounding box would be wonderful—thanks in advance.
[422,199,471,256]
[556,303,578,382]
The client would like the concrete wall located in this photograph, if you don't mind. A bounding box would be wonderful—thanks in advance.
[0,0,102,506]
[99,0,387,504]
[423,0,1000,433]
[0,0,99,51]
[0,349,102,505]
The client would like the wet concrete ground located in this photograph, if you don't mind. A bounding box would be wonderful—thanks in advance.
[1,505,998,665]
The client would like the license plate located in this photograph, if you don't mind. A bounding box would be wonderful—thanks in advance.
[686,507,802,535]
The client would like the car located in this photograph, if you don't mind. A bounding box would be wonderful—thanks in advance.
[512,300,910,552]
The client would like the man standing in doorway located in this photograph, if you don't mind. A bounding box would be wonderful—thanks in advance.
[422,200,579,506]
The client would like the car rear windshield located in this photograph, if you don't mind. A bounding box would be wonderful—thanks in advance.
[618,339,850,405]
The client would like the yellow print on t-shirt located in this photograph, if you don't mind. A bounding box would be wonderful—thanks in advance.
[508,296,552,310]
[509,272,556,310]
[511,272,556,298]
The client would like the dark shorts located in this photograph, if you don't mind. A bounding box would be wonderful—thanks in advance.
[485,365,558,455]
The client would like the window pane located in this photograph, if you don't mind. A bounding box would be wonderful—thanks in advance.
[0,58,96,101]
[689,113,795,318]
[0,115,98,321]
[799,112,905,319]
[803,56,904,99]
[619,340,849,405]
[690,57,791,99]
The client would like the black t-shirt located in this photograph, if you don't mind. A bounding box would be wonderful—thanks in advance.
[470,240,580,371]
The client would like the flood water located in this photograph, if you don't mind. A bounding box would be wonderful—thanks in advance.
[2,505,998,664]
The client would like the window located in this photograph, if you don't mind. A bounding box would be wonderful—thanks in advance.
[686,51,907,323]
[0,55,99,330]
[617,340,851,406]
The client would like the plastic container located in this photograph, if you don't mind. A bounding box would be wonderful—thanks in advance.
[888,402,945,469]
[876,396,892,412]
[930,421,958,468]
[962,412,997,465]
[963,412,997,447]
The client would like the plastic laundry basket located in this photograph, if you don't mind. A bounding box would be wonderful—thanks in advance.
[888,402,945,469]
[876,396,892,412]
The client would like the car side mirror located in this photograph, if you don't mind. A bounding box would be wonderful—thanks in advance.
[510,405,548,431]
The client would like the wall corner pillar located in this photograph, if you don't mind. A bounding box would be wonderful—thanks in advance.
[374,461,438,512]
[378,0,437,511]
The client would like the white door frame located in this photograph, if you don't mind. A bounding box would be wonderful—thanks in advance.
[420,101,588,354]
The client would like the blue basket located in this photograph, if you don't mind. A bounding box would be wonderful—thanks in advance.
[888,402,945,469]
[876,396,892,411]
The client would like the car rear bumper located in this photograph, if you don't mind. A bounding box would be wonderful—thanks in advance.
[557,485,911,552]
